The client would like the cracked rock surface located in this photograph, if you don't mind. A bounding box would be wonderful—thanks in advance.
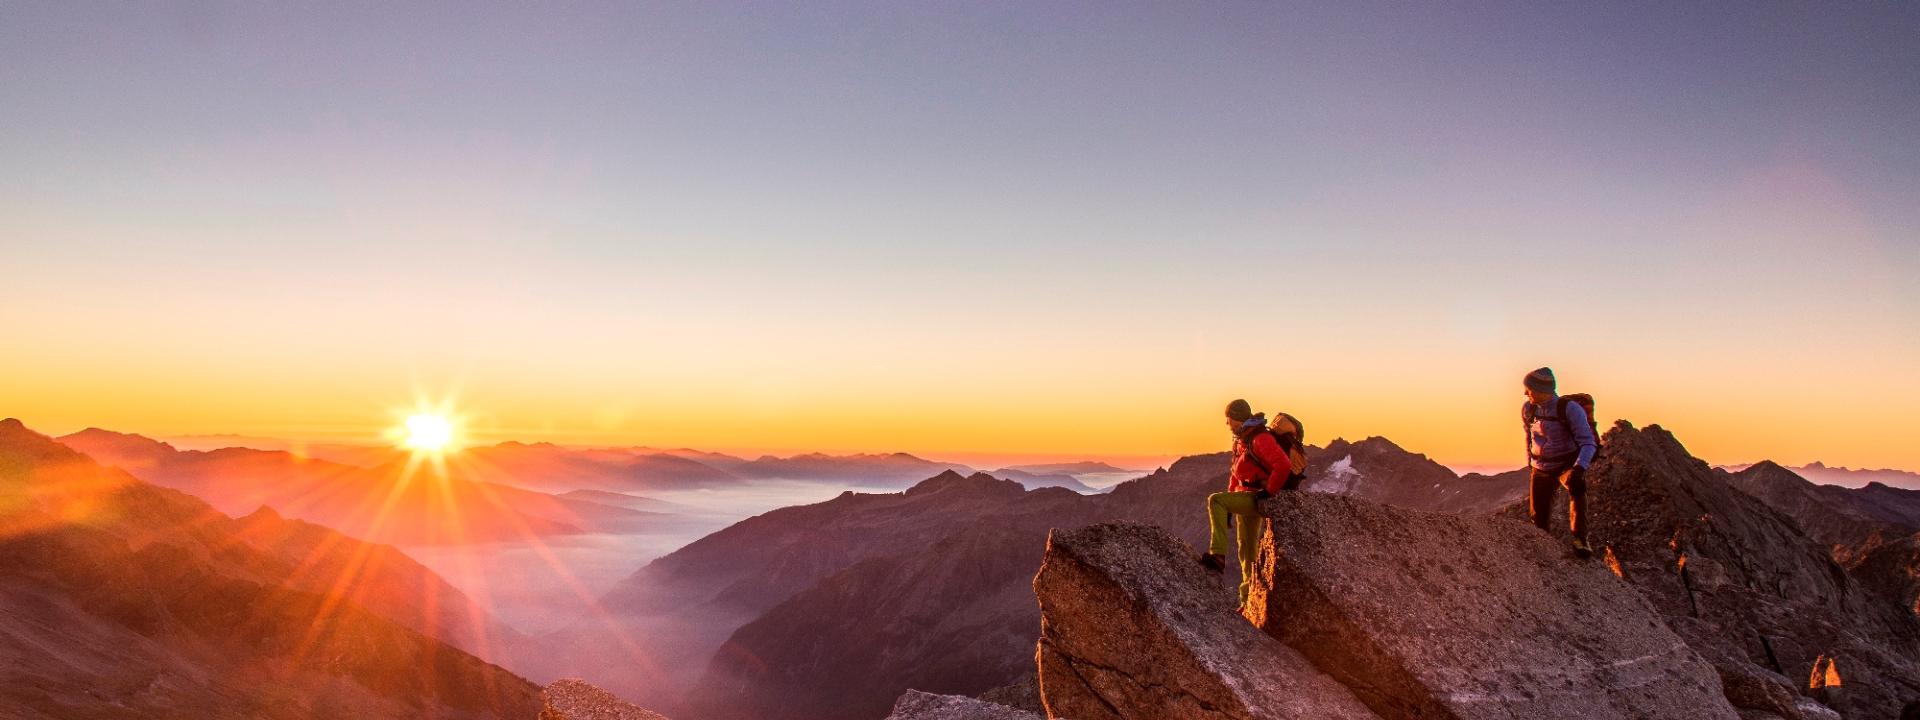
[1249,482,1740,720]
[1033,522,1379,720]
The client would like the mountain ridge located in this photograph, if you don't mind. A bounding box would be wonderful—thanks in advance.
[0,418,542,719]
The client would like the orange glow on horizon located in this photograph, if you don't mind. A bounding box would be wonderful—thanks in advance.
[4,346,1918,474]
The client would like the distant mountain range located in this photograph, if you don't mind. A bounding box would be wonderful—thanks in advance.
[171,432,1141,495]
[728,452,974,486]
[56,428,665,545]
[1720,460,1920,490]
[1726,461,1920,562]
[459,441,740,493]
[1000,461,1138,475]
[0,419,540,719]
[982,467,1097,493]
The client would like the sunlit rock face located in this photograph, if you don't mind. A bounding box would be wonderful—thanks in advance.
[1247,489,1738,720]
[1530,423,1920,719]
[1032,523,1380,720]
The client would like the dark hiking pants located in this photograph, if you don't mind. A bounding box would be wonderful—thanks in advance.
[1528,464,1587,542]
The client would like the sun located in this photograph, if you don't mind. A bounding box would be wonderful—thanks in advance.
[401,413,457,453]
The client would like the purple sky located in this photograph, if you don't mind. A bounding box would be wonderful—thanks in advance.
[3,2,1917,468]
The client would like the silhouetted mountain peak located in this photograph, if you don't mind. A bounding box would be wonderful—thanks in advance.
[1,419,94,466]
[240,504,284,523]
[1350,435,1406,453]
[64,426,175,450]
[1164,452,1230,477]
[1731,460,1809,489]
[903,471,1022,497]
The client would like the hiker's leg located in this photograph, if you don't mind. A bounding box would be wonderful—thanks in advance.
[1562,468,1588,543]
[1206,492,1234,556]
[1527,467,1555,532]
[1234,505,1265,604]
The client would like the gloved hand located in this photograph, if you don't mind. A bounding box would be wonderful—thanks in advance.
[1567,465,1588,493]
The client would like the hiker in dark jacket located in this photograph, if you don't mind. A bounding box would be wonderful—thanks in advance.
[1200,399,1297,604]
[1523,367,1599,557]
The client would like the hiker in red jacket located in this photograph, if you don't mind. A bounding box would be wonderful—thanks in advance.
[1199,399,1301,605]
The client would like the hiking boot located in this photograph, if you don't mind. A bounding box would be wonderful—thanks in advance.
[1571,537,1593,559]
[1197,553,1226,574]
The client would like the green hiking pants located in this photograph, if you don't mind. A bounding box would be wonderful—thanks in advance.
[1206,490,1267,605]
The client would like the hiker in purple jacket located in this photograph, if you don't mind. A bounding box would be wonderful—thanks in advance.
[1523,367,1599,558]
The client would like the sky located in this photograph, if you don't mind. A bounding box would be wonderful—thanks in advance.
[3,2,1917,471]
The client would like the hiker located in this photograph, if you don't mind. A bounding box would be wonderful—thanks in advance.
[1200,399,1304,604]
[1523,367,1599,558]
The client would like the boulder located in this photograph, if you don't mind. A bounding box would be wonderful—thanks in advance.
[1247,489,1740,720]
[1032,523,1380,720]
[885,690,1043,720]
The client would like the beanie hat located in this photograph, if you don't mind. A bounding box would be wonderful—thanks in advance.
[1524,367,1556,393]
[1225,398,1253,423]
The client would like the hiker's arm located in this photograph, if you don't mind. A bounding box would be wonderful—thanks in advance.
[1567,402,1598,468]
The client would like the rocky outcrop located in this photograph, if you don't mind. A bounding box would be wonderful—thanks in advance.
[1033,523,1379,720]
[1247,489,1737,720]
[540,678,670,720]
[1524,423,1920,719]
[883,690,1042,720]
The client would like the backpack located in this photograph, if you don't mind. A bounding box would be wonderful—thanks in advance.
[1523,393,1600,459]
[1244,412,1309,491]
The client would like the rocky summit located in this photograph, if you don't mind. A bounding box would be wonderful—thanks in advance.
[1563,423,1920,719]
[1026,421,1920,720]
[1032,523,1380,720]
[1248,489,1738,720]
